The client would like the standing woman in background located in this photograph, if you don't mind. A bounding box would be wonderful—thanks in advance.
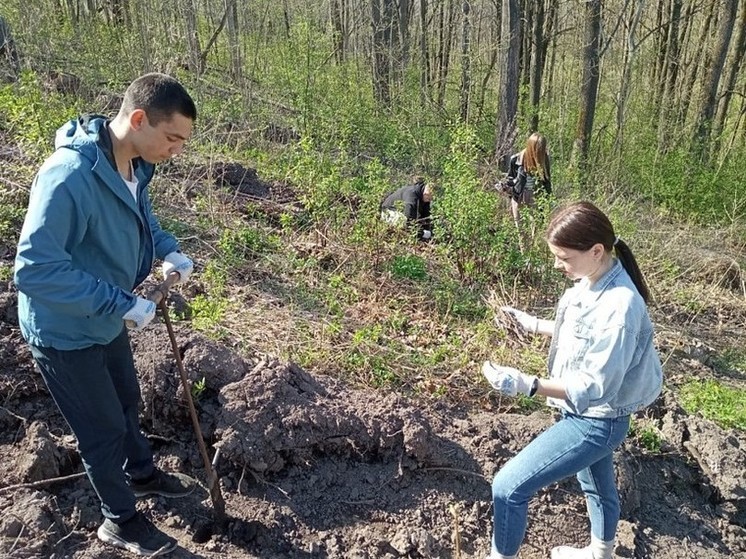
[482,201,663,559]
[505,132,552,249]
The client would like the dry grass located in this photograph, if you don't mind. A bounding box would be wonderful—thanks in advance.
[148,156,746,419]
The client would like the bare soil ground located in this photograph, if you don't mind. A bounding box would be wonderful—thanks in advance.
[0,274,745,559]
[1,149,745,559]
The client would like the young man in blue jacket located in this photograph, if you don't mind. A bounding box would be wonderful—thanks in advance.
[15,73,198,557]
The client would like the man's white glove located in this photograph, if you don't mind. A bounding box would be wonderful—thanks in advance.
[422,230,432,240]
[500,306,539,334]
[162,251,193,284]
[481,361,537,397]
[123,297,156,330]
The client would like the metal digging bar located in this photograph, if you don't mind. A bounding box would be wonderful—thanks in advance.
[149,273,227,526]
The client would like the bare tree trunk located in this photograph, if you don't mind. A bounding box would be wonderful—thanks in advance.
[614,0,645,157]
[572,0,602,170]
[111,0,128,24]
[721,83,746,158]
[495,0,520,168]
[544,0,558,102]
[528,0,549,132]
[652,0,669,110]
[183,0,203,74]
[225,0,242,81]
[520,0,532,94]
[655,0,682,137]
[331,0,346,63]
[664,0,684,97]
[198,3,229,73]
[371,0,394,106]
[64,0,80,24]
[692,0,737,161]
[475,45,498,122]
[434,0,457,107]
[459,0,472,120]
[419,0,429,103]
[679,3,715,125]
[398,0,411,70]
[713,0,746,157]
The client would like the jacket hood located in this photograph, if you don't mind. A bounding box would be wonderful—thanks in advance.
[54,115,116,166]
[54,115,154,184]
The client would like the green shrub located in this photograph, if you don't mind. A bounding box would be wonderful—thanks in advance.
[217,226,277,267]
[189,294,229,336]
[0,71,80,155]
[0,188,27,246]
[437,124,523,280]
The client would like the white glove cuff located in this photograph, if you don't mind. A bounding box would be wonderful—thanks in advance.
[123,298,156,329]
[162,251,193,284]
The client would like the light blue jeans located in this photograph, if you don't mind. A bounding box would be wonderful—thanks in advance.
[491,412,630,556]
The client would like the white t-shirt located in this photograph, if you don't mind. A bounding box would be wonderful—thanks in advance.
[120,161,138,201]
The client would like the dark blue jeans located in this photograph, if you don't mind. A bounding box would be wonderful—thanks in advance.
[30,327,154,523]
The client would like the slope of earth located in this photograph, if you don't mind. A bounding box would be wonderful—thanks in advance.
[1,130,745,558]
[0,273,744,559]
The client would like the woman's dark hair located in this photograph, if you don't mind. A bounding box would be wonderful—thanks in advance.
[120,73,197,125]
[545,201,651,303]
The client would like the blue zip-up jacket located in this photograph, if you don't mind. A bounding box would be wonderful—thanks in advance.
[14,116,179,350]
[545,259,663,418]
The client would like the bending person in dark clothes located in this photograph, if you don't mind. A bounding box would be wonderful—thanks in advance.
[380,175,433,240]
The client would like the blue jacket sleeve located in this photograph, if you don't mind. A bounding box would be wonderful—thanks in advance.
[14,165,135,318]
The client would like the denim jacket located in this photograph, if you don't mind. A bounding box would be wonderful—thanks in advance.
[545,260,663,418]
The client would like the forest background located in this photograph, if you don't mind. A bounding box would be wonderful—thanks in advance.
[0,0,744,430]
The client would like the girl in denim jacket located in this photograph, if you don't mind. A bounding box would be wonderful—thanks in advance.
[482,201,663,559]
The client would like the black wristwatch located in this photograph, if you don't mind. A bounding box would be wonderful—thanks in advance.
[529,377,539,397]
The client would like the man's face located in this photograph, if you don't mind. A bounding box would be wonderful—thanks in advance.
[131,110,193,164]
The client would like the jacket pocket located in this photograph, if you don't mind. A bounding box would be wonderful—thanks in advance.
[570,320,594,366]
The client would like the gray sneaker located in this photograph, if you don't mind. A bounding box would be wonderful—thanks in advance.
[130,469,196,498]
[97,513,177,556]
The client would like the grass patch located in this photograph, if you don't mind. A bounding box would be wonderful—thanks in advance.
[712,348,746,376]
[0,263,12,282]
[680,379,746,430]
[389,254,427,281]
[0,188,28,246]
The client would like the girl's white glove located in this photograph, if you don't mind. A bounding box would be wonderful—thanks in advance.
[481,361,537,396]
[162,251,193,284]
[500,306,539,334]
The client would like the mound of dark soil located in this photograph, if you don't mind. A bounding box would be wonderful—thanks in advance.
[0,273,745,558]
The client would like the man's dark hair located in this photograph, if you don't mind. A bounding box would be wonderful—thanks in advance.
[120,73,197,125]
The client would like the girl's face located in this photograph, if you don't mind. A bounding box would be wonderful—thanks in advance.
[548,242,607,281]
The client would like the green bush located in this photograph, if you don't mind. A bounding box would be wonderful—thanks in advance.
[437,124,516,280]
[217,226,278,268]
[0,71,80,155]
